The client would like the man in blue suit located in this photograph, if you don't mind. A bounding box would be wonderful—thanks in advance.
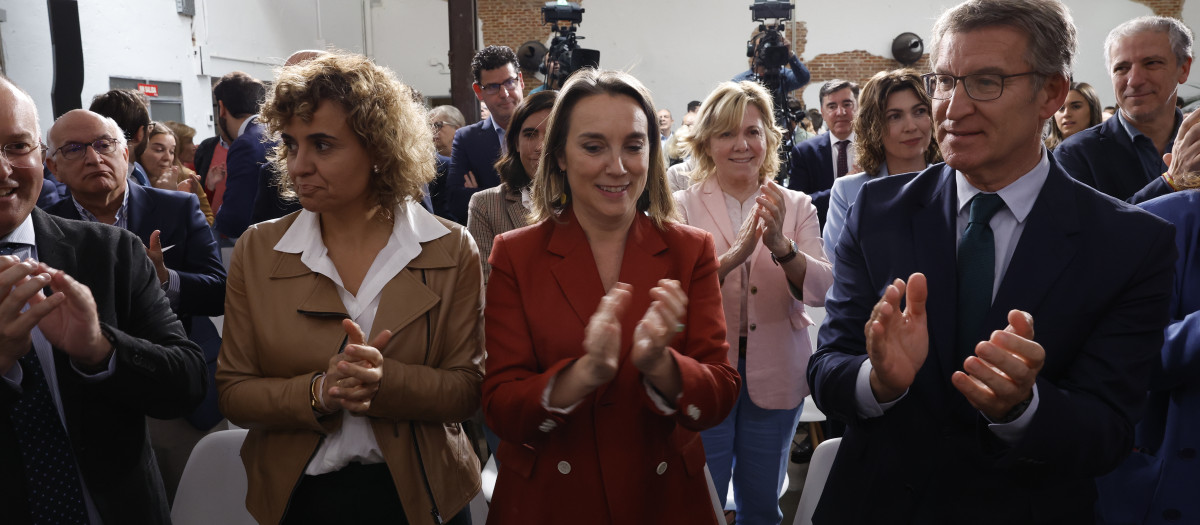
[211,71,269,239]
[43,109,227,498]
[807,1,1177,523]
[1097,183,1200,524]
[1055,16,1193,204]
[446,45,524,223]
[787,79,858,227]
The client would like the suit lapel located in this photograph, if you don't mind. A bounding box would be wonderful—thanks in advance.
[271,252,349,320]
[503,191,528,231]
[697,178,736,248]
[819,133,834,179]
[910,167,961,382]
[125,183,153,243]
[31,209,74,276]
[989,162,1080,336]
[549,212,605,327]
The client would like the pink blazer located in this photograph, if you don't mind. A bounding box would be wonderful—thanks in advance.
[674,177,833,410]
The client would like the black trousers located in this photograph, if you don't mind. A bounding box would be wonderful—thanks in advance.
[282,462,472,525]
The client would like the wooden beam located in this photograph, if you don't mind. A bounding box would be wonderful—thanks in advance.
[448,0,479,123]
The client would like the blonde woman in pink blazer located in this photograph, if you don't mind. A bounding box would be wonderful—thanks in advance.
[674,81,833,525]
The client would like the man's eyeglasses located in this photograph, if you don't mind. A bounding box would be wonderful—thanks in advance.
[922,72,1042,101]
[0,142,47,169]
[478,77,520,96]
[52,138,121,161]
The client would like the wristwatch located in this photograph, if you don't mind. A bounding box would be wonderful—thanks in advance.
[771,239,799,265]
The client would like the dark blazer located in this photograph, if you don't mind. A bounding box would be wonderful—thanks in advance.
[447,118,502,224]
[46,183,226,428]
[214,118,271,239]
[250,163,302,225]
[807,161,1177,524]
[431,153,455,221]
[788,132,835,227]
[1097,190,1200,525]
[0,209,206,525]
[1055,114,1166,202]
[482,210,740,524]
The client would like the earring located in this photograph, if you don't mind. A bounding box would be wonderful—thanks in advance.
[372,165,380,174]
[559,192,568,206]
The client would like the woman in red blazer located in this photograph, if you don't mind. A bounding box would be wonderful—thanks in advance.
[482,69,740,525]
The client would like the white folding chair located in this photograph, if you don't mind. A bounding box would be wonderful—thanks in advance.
[170,429,255,525]
[792,437,841,525]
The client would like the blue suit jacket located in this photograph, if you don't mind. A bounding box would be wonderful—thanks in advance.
[1055,114,1173,203]
[788,132,834,226]
[46,184,227,428]
[1097,190,1200,525]
[447,118,502,224]
[807,161,1176,524]
[214,118,271,238]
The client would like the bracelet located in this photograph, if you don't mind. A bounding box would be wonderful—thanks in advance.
[310,373,329,414]
[1163,171,1180,192]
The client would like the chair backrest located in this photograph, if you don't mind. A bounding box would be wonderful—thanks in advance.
[793,437,841,525]
[171,429,256,525]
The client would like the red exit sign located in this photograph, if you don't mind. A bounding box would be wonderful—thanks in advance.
[138,83,159,97]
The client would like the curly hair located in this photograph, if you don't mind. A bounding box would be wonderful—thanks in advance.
[684,80,783,185]
[852,69,941,177]
[530,69,676,228]
[259,52,436,213]
[494,90,557,193]
[471,46,518,84]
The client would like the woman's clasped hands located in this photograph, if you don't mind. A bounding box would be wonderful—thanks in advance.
[315,318,392,415]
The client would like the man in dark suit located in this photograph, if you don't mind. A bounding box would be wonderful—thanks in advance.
[0,77,205,524]
[211,71,269,239]
[1055,16,1194,203]
[43,108,227,498]
[787,79,858,227]
[806,2,1177,523]
[446,45,524,223]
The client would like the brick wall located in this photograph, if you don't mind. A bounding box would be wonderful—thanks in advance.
[478,0,580,92]
[1133,0,1184,18]
[790,21,929,108]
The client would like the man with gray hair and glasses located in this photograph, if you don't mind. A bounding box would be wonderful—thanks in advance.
[0,76,206,524]
[1056,16,1199,203]
[807,1,1176,523]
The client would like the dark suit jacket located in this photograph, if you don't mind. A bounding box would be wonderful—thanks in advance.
[1097,190,1200,524]
[807,161,1176,524]
[0,209,206,525]
[194,135,220,188]
[447,118,502,224]
[1055,114,1168,202]
[482,210,739,524]
[788,132,836,227]
[214,118,271,238]
[46,184,226,428]
[250,163,302,225]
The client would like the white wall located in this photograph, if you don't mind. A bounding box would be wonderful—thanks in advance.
[365,0,452,99]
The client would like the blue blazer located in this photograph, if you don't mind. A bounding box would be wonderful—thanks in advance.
[1055,114,1170,202]
[807,161,1177,524]
[787,132,834,226]
[1097,190,1200,525]
[214,118,271,238]
[447,118,502,224]
[46,183,226,428]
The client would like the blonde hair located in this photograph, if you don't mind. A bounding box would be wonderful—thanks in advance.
[530,69,676,228]
[684,81,782,184]
[259,52,435,213]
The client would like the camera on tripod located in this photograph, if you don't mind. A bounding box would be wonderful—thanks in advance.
[541,1,600,90]
[746,0,794,72]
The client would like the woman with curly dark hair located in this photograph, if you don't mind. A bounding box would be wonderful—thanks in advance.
[216,52,481,524]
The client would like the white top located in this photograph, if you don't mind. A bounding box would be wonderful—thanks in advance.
[273,201,450,475]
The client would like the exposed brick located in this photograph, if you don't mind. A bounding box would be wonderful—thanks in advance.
[1131,0,1184,18]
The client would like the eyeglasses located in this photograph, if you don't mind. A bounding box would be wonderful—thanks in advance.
[922,72,1042,101]
[430,121,456,132]
[0,142,47,169]
[51,138,121,161]
[478,77,520,96]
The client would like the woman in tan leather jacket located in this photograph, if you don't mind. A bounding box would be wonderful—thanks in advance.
[216,52,482,525]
